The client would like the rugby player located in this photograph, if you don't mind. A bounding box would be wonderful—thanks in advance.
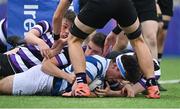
[52,0,160,98]
[0,10,75,77]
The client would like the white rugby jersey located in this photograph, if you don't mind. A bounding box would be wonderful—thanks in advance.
[51,55,110,95]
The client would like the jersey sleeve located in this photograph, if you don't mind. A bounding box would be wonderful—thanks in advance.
[31,20,52,36]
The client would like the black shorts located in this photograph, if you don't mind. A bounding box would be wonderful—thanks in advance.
[0,54,15,77]
[0,44,7,53]
[132,0,157,22]
[157,0,173,16]
[71,0,137,39]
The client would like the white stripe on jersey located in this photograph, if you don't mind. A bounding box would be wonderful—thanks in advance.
[32,25,43,35]
[86,62,98,80]
[46,32,54,44]
[20,46,41,64]
[0,18,7,45]
[43,21,50,33]
[56,53,68,65]
[91,55,110,78]
[34,45,40,50]
[14,54,29,71]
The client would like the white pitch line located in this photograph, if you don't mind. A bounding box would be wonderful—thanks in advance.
[159,80,180,84]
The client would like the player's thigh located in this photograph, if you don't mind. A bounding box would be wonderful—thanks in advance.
[71,0,112,39]
[0,75,14,94]
[141,20,158,37]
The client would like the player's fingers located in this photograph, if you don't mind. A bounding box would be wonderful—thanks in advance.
[95,88,106,93]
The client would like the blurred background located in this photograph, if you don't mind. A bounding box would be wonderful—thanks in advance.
[0,0,180,56]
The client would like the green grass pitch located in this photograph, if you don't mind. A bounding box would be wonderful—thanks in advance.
[0,57,180,108]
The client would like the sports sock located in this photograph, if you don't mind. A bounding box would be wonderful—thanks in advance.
[76,72,87,83]
[146,78,157,87]
[158,53,163,63]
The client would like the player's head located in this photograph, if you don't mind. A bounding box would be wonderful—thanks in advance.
[85,32,106,56]
[116,54,142,83]
[106,51,142,83]
[60,10,76,39]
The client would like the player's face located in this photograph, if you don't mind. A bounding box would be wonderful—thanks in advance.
[85,41,103,56]
[106,62,122,80]
[60,18,73,39]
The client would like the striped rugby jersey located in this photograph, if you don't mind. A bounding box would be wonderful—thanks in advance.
[8,20,69,73]
[51,55,110,95]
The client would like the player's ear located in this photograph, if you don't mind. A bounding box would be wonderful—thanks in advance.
[112,62,117,68]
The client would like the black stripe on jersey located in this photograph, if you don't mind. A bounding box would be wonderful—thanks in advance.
[86,70,94,81]
[26,45,43,61]
[51,77,63,96]
[62,46,70,64]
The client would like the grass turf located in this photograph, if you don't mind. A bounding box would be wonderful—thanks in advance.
[0,57,180,108]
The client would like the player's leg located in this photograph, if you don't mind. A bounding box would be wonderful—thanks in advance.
[157,0,173,91]
[141,20,158,59]
[67,18,95,97]
[0,54,16,78]
[115,0,160,98]
[157,0,173,62]
[0,75,14,95]
[133,0,159,60]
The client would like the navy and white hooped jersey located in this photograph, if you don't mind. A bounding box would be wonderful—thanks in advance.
[0,18,7,46]
[51,55,110,95]
[8,20,69,73]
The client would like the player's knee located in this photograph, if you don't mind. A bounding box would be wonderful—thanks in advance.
[144,31,157,47]
[67,35,84,45]
[70,24,89,40]
[126,25,142,40]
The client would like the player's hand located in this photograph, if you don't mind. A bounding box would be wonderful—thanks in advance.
[51,37,68,49]
[103,32,116,56]
[66,74,76,84]
[95,81,111,97]
[38,42,51,58]
[49,38,68,58]
[121,84,135,97]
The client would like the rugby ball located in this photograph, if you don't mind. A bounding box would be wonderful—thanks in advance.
[89,78,104,91]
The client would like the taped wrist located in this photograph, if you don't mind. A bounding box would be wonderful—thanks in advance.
[53,33,60,41]
[126,25,142,40]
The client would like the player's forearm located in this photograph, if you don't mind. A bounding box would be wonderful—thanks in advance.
[132,82,145,95]
[106,90,124,97]
[42,59,70,81]
[53,0,70,35]
[24,30,43,45]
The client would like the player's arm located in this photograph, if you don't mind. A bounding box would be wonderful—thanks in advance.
[53,0,71,36]
[42,56,75,84]
[24,21,50,45]
[4,47,20,55]
[24,21,52,58]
